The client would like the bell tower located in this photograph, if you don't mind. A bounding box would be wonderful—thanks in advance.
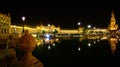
[108,10,118,37]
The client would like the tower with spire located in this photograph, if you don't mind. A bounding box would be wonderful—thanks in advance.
[108,10,118,37]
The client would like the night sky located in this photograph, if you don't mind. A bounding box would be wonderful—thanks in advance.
[0,0,120,29]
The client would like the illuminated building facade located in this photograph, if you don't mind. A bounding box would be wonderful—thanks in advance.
[108,10,118,30]
[108,10,118,36]
[10,24,60,34]
[0,13,11,34]
[0,10,117,35]
[36,24,60,34]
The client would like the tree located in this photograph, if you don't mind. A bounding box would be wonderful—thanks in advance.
[41,30,45,35]
[52,29,58,37]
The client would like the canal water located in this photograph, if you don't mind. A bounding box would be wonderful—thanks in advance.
[32,37,120,67]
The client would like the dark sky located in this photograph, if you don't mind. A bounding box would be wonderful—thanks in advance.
[0,0,120,29]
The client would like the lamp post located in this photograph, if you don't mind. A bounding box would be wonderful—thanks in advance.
[22,16,25,33]
[77,22,81,28]
[87,25,91,28]
[47,24,51,30]
[77,22,81,33]
[87,25,92,34]
[77,22,81,26]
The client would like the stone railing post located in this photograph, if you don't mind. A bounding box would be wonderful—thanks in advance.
[16,30,43,67]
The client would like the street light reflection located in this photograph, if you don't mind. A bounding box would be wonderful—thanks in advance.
[36,38,60,46]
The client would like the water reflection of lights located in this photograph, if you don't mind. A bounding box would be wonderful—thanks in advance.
[48,45,51,50]
[45,38,50,41]
[109,37,118,55]
[36,42,41,46]
[93,41,96,44]
[45,33,50,38]
[36,38,60,46]
[78,47,81,51]
[101,36,108,40]
[97,39,100,42]
[55,38,60,42]
[53,43,55,46]
[36,39,43,46]
[88,43,91,47]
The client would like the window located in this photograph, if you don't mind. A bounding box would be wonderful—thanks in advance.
[1,28,3,34]
[4,29,6,34]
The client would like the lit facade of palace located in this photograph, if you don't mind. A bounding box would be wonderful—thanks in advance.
[0,13,11,34]
[36,24,61,33]
[0,13,61,35]
[108,10,119,36]
[11,25,37,34]
[11,24,61,34]
[0,10,118,36]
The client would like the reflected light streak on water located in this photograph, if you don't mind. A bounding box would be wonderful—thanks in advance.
[48,45,51,50]
[88,43,91,47]
[78,47,81,51]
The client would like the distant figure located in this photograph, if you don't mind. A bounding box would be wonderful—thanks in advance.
[14,30,43,67]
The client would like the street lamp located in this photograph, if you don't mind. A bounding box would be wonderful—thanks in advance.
[77,22,81,32]
[87,25,91,28]
[48,24,50,27]
[22,16,25,33]
[77,22,81,26]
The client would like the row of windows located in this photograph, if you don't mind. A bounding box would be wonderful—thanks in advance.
[0,22,10,27]
[0,13,11,34]
[0,17,10,23]
[0,28,9,34]
[0,13,10,21]
[0,14,11,25]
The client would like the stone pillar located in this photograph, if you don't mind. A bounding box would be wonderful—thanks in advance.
[16,30,43,67]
